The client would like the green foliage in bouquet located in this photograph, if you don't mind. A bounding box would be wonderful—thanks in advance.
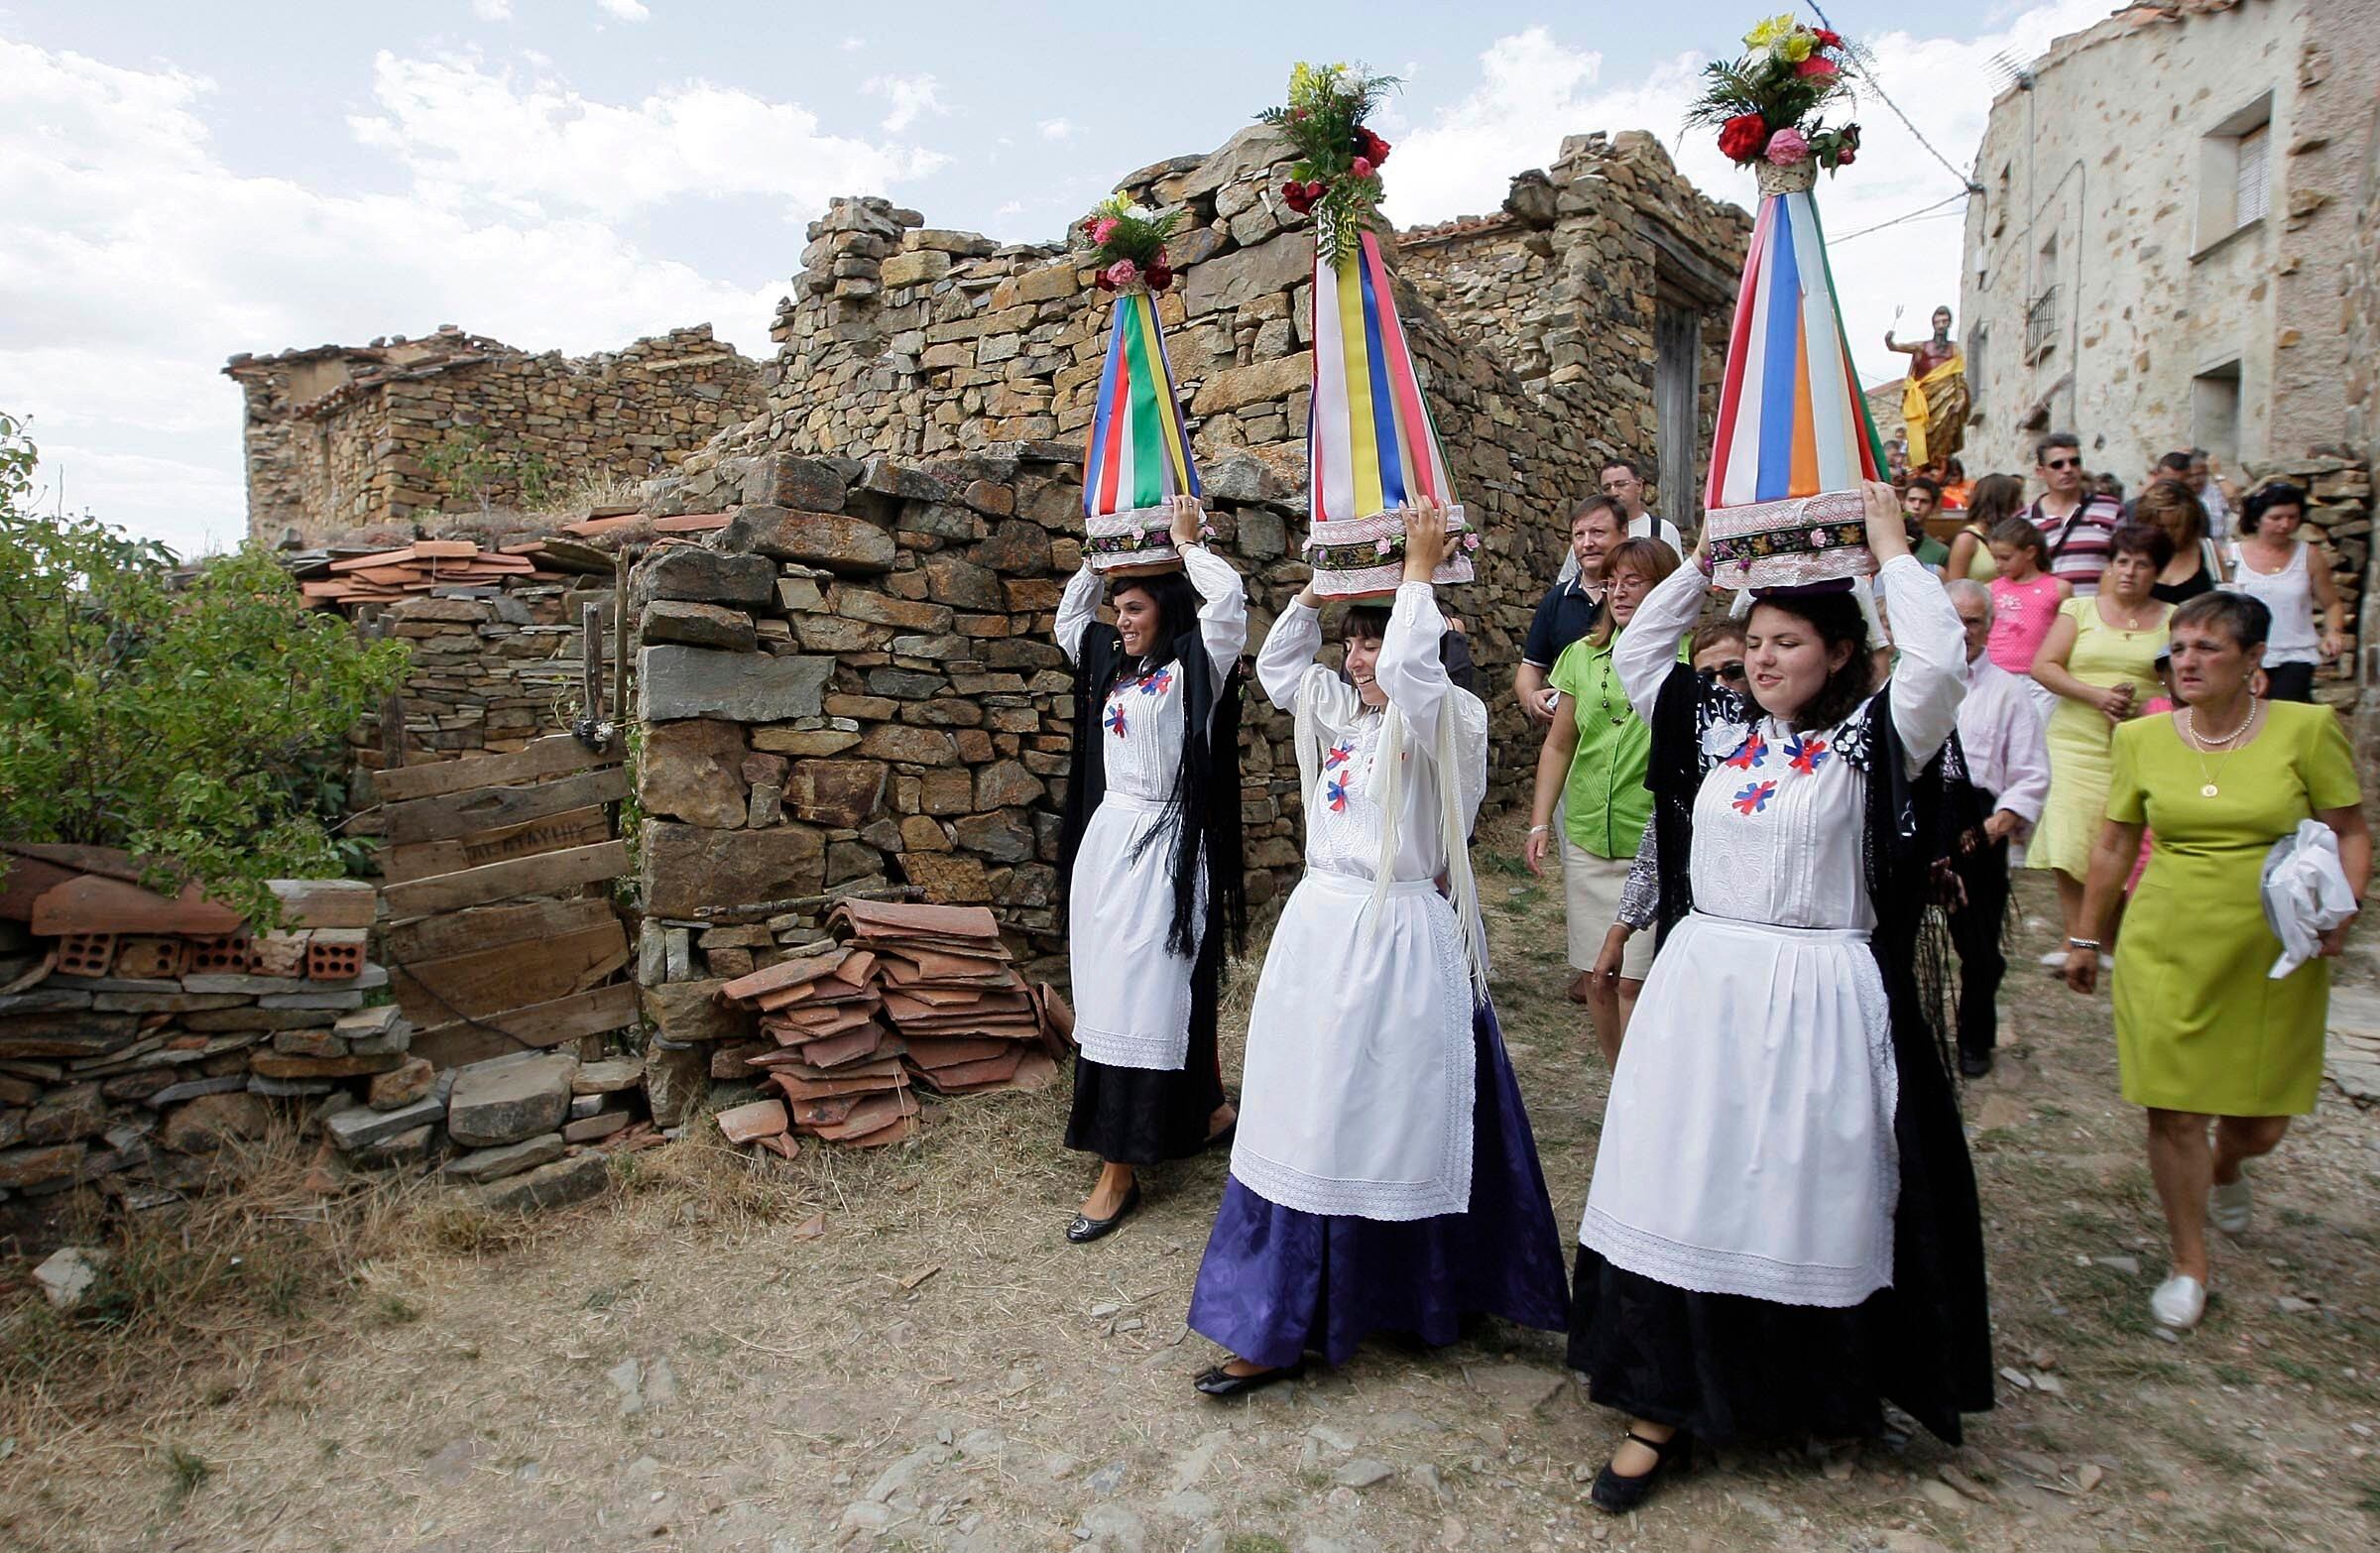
[1258,61,1400,268]
[1686,14,1866,174]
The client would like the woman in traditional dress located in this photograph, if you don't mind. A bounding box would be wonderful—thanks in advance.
[1055,496,1246,1244]
[2027,523,2174,955]
[1524,538,1681,1064]
[1567,481,1993,1510]
[2224,482,2347,704]
[1185,502,1569,1394]
[2063,591,2368,1329]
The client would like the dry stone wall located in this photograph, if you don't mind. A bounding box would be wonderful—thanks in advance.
[345,582,616,774]
[227,325,766,545]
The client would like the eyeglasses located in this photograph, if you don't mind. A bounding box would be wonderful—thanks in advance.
[1713,660,1747,683]
[1600,477,1641,491]
[2043,457,2081,471]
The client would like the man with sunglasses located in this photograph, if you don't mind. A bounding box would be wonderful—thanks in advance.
[2023,431,2122,596]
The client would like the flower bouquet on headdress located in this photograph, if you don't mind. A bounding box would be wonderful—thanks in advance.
[1690,16,1885,594]
[1262,61,1479,599]
[1076,192,1206,575]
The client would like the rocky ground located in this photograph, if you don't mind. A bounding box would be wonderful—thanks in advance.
[6,812,2380,1552]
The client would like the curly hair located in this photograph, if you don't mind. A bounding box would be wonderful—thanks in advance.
[1747,591,1876,733]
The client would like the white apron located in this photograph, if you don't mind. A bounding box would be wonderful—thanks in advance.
[1230,581,1490,1223]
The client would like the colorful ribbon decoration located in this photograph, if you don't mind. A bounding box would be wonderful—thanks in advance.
[1706,181,1885,513]
[1309,230,1458,526]
[1083,287,1199,528]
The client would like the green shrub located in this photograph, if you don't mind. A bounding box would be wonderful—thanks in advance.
[0,413,410,926]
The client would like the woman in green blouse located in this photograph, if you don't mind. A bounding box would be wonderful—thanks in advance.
[1525,538,1680,1065]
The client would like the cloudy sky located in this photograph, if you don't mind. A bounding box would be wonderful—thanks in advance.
[2,0,2117,557]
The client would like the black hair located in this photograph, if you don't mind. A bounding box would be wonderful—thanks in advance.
[1906,476,1943,502]
[2171,590,2271,652]
[1599,455,1644,482]
[1108,570,1202,669]
[1341,602,1392,643]
[2156,450,2193,475]
[1944,457,1965,480]
[1746,591,1876,733]
[2108,520,2176,570]
[2034,430,2081,466]
[2243,482,2307,534]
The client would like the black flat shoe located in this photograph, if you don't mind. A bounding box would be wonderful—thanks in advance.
[1590,1429,1694,1513]
[1959,1050,1993,1078]
[1203,1119,1238,1152]
[1193,1359,1306,1397]
[1065,1181,1140,1244]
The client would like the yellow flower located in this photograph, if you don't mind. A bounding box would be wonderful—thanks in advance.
[1742,14,1795,50]
[1782,31,1814,62]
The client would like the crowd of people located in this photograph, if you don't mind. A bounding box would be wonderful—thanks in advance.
[1047,428,2368,1511]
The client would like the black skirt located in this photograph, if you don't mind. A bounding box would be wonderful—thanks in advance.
[1568,1248,1901,1444]
[1062,935,1227,1165]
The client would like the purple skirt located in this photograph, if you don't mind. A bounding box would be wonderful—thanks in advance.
[1186,999,1570,1369]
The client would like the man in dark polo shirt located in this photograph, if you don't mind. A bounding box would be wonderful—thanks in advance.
[1514,494,1622,725]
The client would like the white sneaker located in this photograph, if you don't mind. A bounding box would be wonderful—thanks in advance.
[2151,1273,2207,1331]
[2037,949,2069,967]
[2211,1174,2253,1236]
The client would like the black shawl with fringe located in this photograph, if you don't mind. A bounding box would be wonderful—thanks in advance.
[1644,662,1996,1444]
[1056,620,1248,970]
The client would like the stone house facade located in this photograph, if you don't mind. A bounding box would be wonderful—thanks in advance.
[1957,0,2376,477]
[225,324,766,545]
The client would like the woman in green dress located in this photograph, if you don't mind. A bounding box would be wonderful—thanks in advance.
[2029,523,2174,957]
[2063,592,2369,1332]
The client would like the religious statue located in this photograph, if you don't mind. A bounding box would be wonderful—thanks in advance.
[1885,305,1968,473]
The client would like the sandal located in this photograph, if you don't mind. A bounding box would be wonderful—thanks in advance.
[1590,1428,1695,1513]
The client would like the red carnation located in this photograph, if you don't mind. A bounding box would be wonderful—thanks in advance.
[1281,179,1316,214]
[1836,146,1856,167]
[1146,261,1174,292]
[1797,55,1840,79]
[1814,28,1842,47]
[1355,126,1391,165]
[1094,271,1117,293]
[1717,112,1769,164]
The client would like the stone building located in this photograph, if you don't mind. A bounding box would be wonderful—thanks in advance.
[602,122,1748,1005]
[1957,0,2376,477]
[224,324,766,545]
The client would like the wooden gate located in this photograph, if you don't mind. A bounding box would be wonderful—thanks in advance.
[371,732,636,1068]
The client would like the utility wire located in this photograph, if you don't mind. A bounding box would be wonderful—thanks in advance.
[1807,0,1987,196]
[1830,190,1971,243]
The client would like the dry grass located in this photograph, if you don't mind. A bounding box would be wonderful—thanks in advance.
[6,815,2380,1551]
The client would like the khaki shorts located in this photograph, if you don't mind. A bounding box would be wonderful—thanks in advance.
[1561,838,1656,980]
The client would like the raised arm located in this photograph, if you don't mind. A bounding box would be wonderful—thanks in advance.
[1875,553,1968,773]
[1376,580,1453,748]
[1177,538,1250,676]
[1614,557,1708,720]
[1254,590,1324,709]
[1054,562,1105,665]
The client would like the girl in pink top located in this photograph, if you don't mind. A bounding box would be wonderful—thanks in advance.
[1985,516,2073,674]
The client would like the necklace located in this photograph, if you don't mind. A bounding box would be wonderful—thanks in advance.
[1594,650,1628,727]
[2181,703,2256,797]
[2104,595,2154,636]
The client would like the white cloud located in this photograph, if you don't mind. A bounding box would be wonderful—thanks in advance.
[470,0,513,20]
[862,72,947,135]
[349,52,945,219]
[995,199,1023,217]
[840,36,865,53]
[1382,3,2112,393]
[1037,117,1076,142]
[596,0,651,22]
[0,36,811,558]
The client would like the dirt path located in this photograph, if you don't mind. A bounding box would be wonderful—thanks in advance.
[9,812,2380,1552]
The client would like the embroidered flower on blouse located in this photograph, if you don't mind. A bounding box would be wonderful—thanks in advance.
[1731,779,1778,815]
[1323,740,1355,771]
[1785,733,1832,774]
[1702,719,1753,763]
[1723,730,1769,770]
[1325,775,1352,812]
[1136,666,1174,697]
[1104,701,1129,739]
